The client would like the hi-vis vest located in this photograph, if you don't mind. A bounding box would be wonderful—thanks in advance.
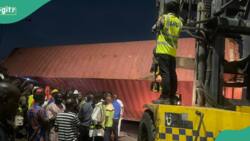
[156,13,183,57]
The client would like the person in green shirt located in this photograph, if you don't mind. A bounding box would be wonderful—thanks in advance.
[104,93,114,141]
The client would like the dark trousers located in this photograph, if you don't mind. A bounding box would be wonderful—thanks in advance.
[104,127,112,141]
[79,125,90,141]
[112,119,119,141]
[94,136,103,141]
[157,54,177,98]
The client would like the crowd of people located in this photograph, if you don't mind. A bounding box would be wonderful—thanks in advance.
[0,67,124,141]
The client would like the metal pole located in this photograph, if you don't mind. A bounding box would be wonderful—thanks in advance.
[194,1,206,106]
[210,35,225,105]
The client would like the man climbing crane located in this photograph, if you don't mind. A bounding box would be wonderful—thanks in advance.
[152,0,183,104]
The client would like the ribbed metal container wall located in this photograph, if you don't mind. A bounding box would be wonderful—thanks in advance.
[2,39,196,79]
[2,38,240,120]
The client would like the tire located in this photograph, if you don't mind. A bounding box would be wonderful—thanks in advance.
[138,112,156,141]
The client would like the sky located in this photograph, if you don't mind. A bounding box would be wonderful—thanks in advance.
[0,0,157,59]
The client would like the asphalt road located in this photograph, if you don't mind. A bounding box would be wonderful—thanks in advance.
[15,120,140,141]
[119,120,139,141]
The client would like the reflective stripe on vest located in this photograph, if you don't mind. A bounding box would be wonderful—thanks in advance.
[156,13,182,57]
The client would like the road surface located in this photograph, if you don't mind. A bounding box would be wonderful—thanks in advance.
[120,120,139,141]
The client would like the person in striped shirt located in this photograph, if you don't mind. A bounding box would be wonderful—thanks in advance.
[54,98,80,141]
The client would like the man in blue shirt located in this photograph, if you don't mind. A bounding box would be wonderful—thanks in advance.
[112,94,123,141]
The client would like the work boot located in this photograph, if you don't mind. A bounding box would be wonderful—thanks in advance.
[170,95,180,105]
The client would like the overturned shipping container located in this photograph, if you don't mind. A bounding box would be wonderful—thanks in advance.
[2,38,240,121]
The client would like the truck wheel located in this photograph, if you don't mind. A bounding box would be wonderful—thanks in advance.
[138,112,155,141]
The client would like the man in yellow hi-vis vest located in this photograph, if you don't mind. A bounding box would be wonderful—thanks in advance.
[152,1,182,104]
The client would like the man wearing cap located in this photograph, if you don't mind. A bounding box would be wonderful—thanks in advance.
[46,91,65,141]
[28,86,39,109]
[27,88,50,141]
[152,0,183,104]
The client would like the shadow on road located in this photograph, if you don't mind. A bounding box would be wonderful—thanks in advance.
[120,120,139,141]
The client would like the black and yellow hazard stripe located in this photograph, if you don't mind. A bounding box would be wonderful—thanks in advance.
[159,127,215,141]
